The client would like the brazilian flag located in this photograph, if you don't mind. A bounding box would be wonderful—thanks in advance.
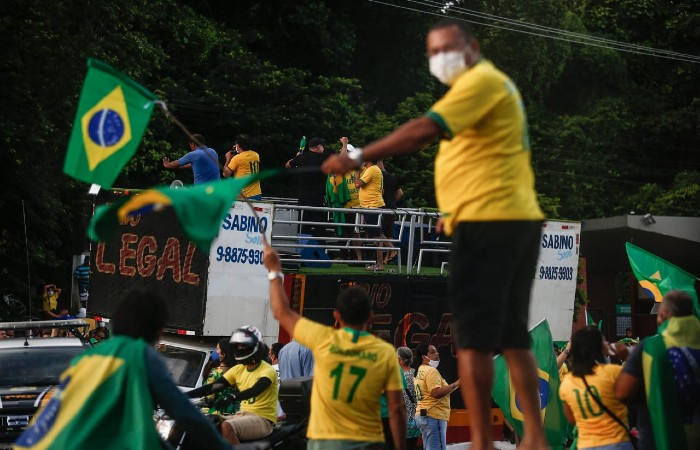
[625,242,700,317]
[88,170,280,252]
[63,58,157,188]
[492,320,567,449]
[14,336,161,450]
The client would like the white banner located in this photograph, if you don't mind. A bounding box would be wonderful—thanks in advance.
[204,202,277,339]
[529,221,581,341]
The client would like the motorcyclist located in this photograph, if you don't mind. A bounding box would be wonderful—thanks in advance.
[187,326,279,445]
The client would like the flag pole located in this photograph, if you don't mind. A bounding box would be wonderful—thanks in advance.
[22,200,32,321]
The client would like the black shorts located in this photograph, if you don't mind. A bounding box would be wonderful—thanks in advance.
[449,220,542,350]
[381,215,395,239]
[363,212,383,238]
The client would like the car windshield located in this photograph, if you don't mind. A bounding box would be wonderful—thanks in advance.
[156,344,207,388]
[0,347,85,386]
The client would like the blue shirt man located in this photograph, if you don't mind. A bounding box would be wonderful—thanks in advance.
[277,339,314,381]
[163,133,221,184]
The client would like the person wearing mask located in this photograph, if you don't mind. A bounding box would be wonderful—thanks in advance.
[414,344,459,450]
[615,290,700,450]
[163,134,221,184]
[559,326,632,450]
[397,347,421,450]
[321,20,547,449]
[42,284,62,319]
[15,288,233,450]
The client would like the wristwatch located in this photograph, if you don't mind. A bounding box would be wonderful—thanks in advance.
[267,271,284,281]
[347,147,364,168]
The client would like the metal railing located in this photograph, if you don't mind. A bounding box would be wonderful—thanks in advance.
[266,199,449,274]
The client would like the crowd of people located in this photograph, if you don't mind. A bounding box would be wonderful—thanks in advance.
[161,127,406,271]
[14,17,699,450]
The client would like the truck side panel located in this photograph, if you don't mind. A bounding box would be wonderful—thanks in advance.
[90,208,208,331]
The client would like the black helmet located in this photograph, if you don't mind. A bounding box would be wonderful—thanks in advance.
[230,326,263,364]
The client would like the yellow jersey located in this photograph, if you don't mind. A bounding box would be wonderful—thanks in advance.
[43,292,59,312]
[227,150,262,198]
[344,171,361,208]
[427,59,543,235]
[294,317,404,442]
[359,165,384,208]
[415,365,451,421]
[559,364,629,448]
[223,361,278,424]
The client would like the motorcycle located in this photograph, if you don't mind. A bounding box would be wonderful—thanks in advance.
[155,377,312,450]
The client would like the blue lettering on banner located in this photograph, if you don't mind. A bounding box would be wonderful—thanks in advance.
[541,233,574,250]
[215,246,264,265]
[245,232,263,245]
[557,249,573,261]
[221,214,268,233]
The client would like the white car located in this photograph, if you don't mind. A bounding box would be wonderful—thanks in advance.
[156,335,217,391]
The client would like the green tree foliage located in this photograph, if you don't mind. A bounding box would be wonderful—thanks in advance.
[0,0,697,303]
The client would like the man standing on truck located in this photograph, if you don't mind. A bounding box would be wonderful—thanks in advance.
[263,244,407,450]
[322,19,546,450]
[223,134,262,200]
[163,133,221,184]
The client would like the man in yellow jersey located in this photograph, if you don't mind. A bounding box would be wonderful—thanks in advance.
[263,243,407,450]
[186,325,278,445]
[322,19,546,450]
[223,134,262,200]
[357,159,389,272]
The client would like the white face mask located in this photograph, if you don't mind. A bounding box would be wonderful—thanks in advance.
[429,51,467,85]
[48,290,55,296]
[428,359,440,369]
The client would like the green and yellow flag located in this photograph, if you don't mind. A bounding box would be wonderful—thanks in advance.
[625,242,700,317]
[89,170,280,252]
[492,320,566,450]
[64,58,157,188]
[15,336,160,450]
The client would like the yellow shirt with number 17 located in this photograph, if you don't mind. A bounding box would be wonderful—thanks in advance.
[294,317,404,443]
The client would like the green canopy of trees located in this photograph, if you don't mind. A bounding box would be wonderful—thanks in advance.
[0,0,698,300]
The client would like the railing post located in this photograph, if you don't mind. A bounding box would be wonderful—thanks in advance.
[406,213,417,274]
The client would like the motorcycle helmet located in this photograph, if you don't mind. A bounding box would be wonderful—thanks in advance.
[230,325,263,364]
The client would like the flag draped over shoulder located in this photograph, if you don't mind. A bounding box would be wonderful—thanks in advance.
[64,58,157,188]
[14,336,159,450]
[89,170,280,252]
[642,315,700,450]
[492,320,566,450]
[625,242,700,317]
